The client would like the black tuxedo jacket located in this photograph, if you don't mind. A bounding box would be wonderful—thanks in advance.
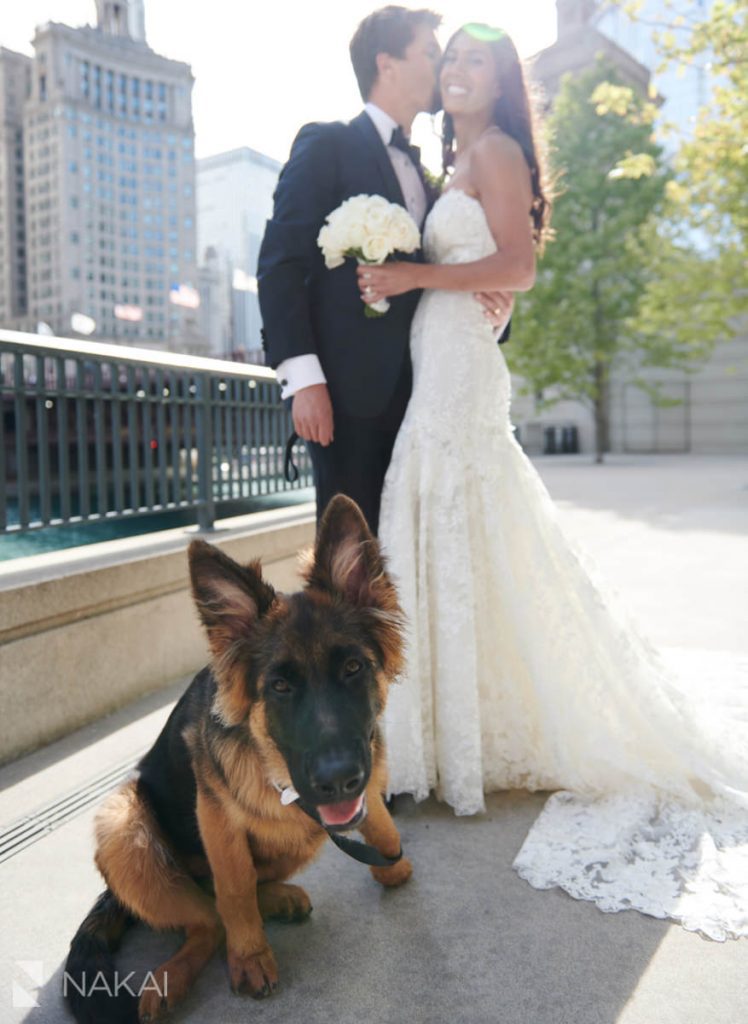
[257,111,434,420]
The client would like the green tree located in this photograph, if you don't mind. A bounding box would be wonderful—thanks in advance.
[508,61,668,462]
[611,0,748,334]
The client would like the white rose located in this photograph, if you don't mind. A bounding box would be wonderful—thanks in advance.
[324,249,345,269]
[363,201,394,236]
[317,194,418,269]
[317,224,345,268]
[362,194,389,214]
[326,209,357,252]
[338,195,373,234]
[345,194,373,211]
[388,208,420,252]
[361,233,392,263]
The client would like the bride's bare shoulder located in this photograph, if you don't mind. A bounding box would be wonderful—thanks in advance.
[470,130,532,202]
[471,128,526,171]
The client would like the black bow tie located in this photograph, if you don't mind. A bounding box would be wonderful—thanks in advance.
[389,125,421,165]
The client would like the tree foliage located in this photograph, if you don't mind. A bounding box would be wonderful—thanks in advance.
[511,3,748,460]
[508,61,669,461]
[611,0,748,331]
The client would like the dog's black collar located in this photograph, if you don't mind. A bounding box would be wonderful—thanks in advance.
[296,799,403,869]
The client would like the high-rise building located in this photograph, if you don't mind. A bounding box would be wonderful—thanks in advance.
[0,49,32,325]
[1,0,199,350]
[196,147,281,361]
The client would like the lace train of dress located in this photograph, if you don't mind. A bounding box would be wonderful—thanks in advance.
[379,189,748,940]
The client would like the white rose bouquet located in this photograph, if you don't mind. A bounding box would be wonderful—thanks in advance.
[317,194,420,317]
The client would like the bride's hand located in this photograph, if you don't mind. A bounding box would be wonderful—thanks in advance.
[357,262,421,304]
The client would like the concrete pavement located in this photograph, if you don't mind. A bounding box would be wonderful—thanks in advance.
[1,454,747,1024]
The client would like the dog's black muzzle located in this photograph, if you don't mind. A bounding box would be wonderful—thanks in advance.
[306,746,367,804]
[282,742,403,869]
[285,740,371,832]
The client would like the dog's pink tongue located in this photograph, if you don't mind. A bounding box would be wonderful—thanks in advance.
[317,794,363,826]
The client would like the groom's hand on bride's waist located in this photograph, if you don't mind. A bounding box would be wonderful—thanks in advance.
[293,383,334,447]
[475,290,514,330]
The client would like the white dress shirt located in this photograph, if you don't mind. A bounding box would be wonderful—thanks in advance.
[275,104,426,399]
[364,102,428,227]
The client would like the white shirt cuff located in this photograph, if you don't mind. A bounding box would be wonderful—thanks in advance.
[275,354,327,399]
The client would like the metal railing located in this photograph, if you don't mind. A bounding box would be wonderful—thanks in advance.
[0,329,313,534]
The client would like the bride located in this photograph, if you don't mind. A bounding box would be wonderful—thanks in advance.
[357,23,748,941]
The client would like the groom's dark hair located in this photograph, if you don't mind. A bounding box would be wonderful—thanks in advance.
[350,6,441,100]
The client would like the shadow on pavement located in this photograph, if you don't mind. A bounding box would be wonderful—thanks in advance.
[27,794,678,1024]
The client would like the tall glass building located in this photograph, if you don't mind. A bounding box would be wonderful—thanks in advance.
[196,147,281,362]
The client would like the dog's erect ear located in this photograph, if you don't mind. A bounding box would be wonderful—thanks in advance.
[188,540,276,657]
[307,495,396,611]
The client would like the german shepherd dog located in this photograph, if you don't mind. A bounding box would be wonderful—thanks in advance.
[65,495,411,1023]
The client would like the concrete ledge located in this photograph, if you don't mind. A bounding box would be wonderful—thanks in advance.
[0,503,316,764]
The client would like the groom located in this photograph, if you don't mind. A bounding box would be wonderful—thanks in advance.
[258,6,509,533]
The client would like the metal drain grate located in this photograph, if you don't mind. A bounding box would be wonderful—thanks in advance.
[0,750,147,864]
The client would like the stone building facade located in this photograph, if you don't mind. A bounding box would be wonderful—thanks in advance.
[0,0,200,351]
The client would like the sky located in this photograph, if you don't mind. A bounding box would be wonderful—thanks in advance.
[3,0,558,165]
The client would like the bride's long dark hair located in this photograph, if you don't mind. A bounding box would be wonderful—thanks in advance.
[440,24,552,250]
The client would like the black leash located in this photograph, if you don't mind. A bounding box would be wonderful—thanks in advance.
[296,799,403,869]
[284,431,300,483]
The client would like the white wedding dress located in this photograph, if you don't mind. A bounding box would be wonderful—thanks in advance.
[379,188,748,941]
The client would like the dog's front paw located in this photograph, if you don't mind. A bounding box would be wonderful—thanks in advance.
[228,943,278,999]
[371,855,413,888]
[257,881,312,923]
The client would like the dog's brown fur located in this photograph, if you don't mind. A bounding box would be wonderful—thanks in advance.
[65,495,411,1023]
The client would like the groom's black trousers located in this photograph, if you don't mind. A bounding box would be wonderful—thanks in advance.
[304,361,411,536]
